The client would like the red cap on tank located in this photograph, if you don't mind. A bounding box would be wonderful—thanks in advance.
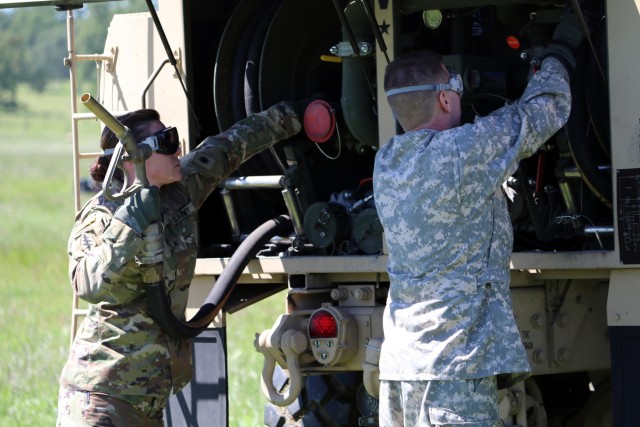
[303,100,336,143]
[506,35,521,50]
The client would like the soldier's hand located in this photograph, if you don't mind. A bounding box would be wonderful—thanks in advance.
[113,186,161,234]
[543,1,599,74]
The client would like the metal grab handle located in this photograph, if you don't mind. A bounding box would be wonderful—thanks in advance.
[255,329,307,407]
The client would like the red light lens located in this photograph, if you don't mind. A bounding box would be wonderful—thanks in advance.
[308,310,338,339]
[506,35,521,50]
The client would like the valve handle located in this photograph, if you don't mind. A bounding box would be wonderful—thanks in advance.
[101,142,148,201]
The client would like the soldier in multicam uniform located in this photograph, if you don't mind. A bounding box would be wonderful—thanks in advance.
[373,4,591,426]
[56,102,301,426]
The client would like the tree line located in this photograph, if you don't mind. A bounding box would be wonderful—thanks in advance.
[0,1,147,108]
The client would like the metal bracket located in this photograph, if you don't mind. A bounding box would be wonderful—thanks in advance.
[547,280,599,366]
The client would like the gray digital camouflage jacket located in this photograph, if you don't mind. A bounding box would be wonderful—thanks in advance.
[60,102,300,404]
[373,58,571,384]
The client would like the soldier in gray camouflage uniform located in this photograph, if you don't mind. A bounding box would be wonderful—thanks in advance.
[56,102,301,426]
[373,4,590,426]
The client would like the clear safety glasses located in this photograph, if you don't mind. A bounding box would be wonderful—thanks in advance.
[385,71,464,98]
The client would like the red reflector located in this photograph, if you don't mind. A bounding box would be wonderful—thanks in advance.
[303,100,336,143]
[506,35,520,50]
[308,310,338,338]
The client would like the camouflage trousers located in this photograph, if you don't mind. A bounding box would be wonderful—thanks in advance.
[379,377,502,426]
[56,387,165,427]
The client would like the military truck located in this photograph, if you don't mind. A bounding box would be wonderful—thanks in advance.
[5,0,639,425]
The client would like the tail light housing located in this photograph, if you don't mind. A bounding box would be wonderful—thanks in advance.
[307,304,358,367]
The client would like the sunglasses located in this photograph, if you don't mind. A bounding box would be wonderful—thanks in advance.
[385,71,464,98]
[140,127,180,155]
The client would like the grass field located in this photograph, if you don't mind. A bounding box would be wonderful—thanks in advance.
[0,81,284,426]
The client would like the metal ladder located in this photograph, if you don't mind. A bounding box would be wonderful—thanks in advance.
[63,8,120,344]
[63,6,184,344]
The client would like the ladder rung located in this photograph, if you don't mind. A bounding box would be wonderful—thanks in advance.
[75,54,112,63]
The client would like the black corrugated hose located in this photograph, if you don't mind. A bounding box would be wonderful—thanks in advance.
[146,215,293,339]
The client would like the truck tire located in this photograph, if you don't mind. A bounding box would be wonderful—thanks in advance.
[263,370,362,427]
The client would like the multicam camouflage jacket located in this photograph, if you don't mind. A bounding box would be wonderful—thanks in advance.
[60,102,300,403]
[373,58,571,383]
